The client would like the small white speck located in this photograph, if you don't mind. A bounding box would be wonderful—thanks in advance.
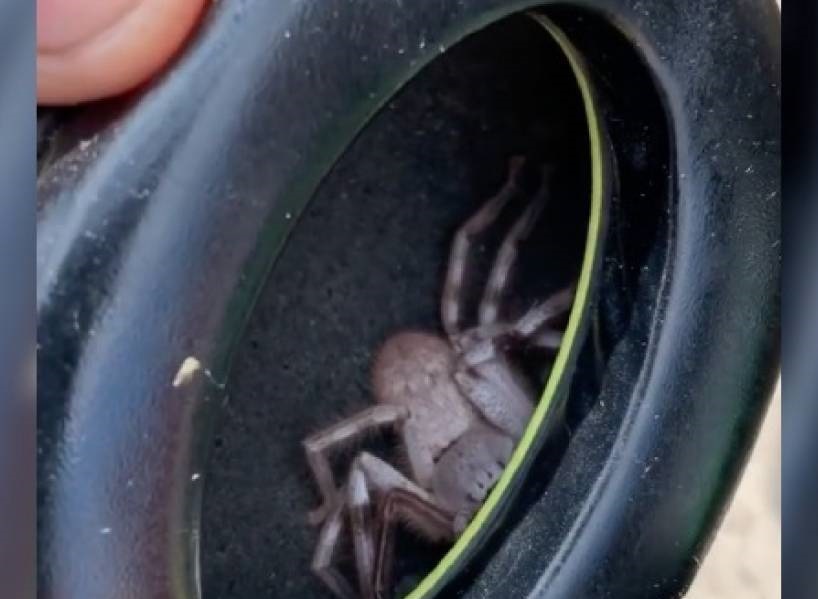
[397,48,405,55]
[285,212,292,220]
[78,139,92,151]
[100,527,112,535]
[284,30,291,39]
[438,44,446,54]
[745,165,755,174]
[191,473,201,481]
[419,39,426,50]
[173,357,202,387]
[126,479,134,488]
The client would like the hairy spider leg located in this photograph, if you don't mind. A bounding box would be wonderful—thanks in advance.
[441,156,525,340]
[477,165,555,326]
[304,405,409,525]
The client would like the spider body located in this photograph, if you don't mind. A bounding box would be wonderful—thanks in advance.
[372,331,516,533]
[303,157,573,599]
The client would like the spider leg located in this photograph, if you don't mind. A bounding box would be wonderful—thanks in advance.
[456,284,575,368]
[311,453,404,599]
[454,359,536,439]
[453,286,574,438]
[311,502,356,599]
[477,165,554,326]
[375,489,455,599]
[510,285,575,340]
[352,453,453,598]
[348,464,377,599]
[352,452,441,514]
[348,452,451,599]
[529,328,564,350]
[303,405,409,525]
[441,156,525,339]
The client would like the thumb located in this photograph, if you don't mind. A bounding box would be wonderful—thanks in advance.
[37,0,206,105]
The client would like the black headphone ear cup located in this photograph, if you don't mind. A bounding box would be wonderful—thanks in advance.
[36,3,779,599]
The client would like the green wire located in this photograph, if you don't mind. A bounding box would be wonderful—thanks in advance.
[406,13,605,599]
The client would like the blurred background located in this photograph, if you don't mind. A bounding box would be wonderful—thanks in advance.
[687,383,781,599]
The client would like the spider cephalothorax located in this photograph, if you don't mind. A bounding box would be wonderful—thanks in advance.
[303,156,573,599]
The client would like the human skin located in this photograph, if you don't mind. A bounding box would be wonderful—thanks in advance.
[37,0,206,105]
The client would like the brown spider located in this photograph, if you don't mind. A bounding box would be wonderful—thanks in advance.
[303,156,574,599]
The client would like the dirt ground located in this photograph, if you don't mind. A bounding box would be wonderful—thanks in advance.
[686,383,781,599]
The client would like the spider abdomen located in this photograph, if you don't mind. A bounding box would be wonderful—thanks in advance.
[431,425,514,532]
